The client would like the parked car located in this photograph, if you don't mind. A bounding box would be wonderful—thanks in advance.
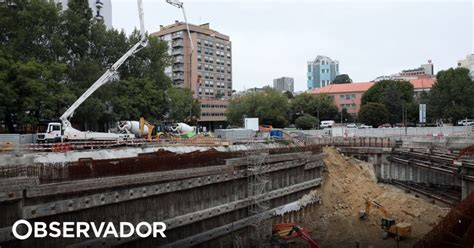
[346,123,358,128]
[359,124,373,129]
[320,120,335,128]
[378,123,392,128]
[458,119,473,126]
[259,125,273,132]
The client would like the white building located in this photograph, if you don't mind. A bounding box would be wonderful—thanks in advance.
[457,54,474,79]
[55,0,112,28]
[375,60,434,81]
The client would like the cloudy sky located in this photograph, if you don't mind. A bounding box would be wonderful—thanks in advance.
[112,0,473,91]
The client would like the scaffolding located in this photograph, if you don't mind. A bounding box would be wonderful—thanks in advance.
[246,142,271,247]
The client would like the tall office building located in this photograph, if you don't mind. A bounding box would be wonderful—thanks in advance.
[55,0,112,28]
[151,22,232,130]
[307,55,339,90]
[273,77,294,93]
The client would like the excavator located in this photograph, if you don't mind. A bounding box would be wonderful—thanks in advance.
[271,223,319,248]
[359,198,412,240]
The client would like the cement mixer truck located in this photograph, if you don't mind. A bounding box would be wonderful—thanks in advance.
[117,120,196,139]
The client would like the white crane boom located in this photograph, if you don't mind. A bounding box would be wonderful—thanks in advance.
[60,0,148,128]
[166,0,193,52]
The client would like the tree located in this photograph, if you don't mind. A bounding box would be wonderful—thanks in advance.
[290,93,338,122]
[361,80,414,124]
[283,91,294,99]
[359,103,389,127]
[167,87,200,123]
[336,108,352,123]
[226,88,289,128]
[295,114,317,130]
[332,74,352,84]
[0,0,175,132]
[429,67,474,124]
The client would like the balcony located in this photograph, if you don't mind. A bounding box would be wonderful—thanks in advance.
[173,65,184,72]
[173,74,184,80]
[172,40,183,47]
[172,32,183,40]
[172,49,183,56]
[174,56,183,64]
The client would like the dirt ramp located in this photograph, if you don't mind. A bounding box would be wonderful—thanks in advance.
[302,147,448,248]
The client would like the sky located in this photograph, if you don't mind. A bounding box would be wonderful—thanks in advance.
[112,0,473,91]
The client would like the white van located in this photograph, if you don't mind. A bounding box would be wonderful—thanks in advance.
[320,120,335,128]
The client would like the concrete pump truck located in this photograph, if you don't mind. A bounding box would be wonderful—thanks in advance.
[37,0,148,143]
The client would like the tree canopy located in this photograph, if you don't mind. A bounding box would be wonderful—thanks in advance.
[0,0,195,132]
[332,74,352,84]
[226,88,289,128]
[295,114,317,130]
[290,93,338,122]
[429,67,474,124]
[358,102,389,127]
[361,80,414,124]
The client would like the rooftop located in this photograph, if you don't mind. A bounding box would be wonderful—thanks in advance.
[311,82,375,94]
[311,77,436,94]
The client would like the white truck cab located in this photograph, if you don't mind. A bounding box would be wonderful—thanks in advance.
[36,122,63,143]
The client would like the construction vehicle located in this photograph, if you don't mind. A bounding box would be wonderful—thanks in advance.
[359,198,412,240]
[36,0,148,143]
[271,223,319,248]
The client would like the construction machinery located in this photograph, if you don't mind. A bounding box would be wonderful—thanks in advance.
[271,223,319,248]
[359,198,412,240]
[36,0,148,143]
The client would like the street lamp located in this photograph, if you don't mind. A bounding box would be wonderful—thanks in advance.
[166,0,194,123]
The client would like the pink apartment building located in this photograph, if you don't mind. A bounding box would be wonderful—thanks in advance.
[311,77,435,116]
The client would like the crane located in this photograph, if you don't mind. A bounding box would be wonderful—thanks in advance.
[37,0,148,143]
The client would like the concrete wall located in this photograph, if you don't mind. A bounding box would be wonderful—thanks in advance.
[0,148,325,247]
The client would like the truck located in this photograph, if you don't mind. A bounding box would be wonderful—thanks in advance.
[36,0,148,143]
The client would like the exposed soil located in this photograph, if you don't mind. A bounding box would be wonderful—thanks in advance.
[301,147,449,248]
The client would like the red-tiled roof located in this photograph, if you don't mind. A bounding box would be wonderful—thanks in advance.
[311,82,375,94]
[410,77,435,90]
[311,77,436,94]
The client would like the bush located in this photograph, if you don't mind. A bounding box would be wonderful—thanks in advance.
[295,115,317,130]
[358,102,389,127]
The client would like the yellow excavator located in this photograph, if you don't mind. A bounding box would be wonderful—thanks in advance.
[359,198,412,240]
[139,117,163,141]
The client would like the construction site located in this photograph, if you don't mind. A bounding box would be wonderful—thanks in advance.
[0,133,473,248]
[1,0,473,247]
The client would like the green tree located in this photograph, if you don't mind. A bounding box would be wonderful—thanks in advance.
[226,88,289,128]
[429,67,474,124]
[0,0,175,132]
[295,114,317,130]
[167,87,200,123]
[332,74,352,84]
[359,102,389,127]
[290,93,338,122]
[361,80,414,124]
[336,108,352,123]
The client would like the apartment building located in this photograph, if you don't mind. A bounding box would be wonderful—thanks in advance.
[151,22,232,130]
[307,55,340,90]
